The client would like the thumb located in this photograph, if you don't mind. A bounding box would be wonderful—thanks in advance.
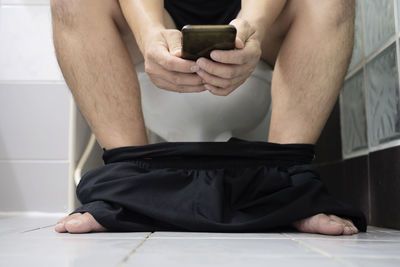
[229,19,254,49]
[165,30,182,57]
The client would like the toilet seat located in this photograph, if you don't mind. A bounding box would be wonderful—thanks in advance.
[136,60,273,142]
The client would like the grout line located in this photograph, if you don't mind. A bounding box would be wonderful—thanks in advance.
[67,97,77,213]
[116,232,153,267]
[282,233,356,267]
[21,224,56,233]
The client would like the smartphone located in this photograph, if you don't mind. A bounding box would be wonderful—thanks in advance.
[181,25,236,61]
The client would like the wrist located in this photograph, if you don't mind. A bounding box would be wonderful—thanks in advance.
[238,17,266,44]
[137,26,165,55]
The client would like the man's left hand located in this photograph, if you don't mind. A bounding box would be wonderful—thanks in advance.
[195,18,262,96]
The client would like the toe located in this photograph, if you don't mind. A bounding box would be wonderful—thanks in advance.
[294,213,345,235]
[64,212,106,234]
[56,213,81,224]
[55,213,82,233]
[329,215,358,235]
[54,221,66,233]
[316,215,345,235]
[64,214,89,234]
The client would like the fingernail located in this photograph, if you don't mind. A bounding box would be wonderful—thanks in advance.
[204,84,211,91]
[191,65,199,72]
[197,60,206,69]
[344,226,352,232]
[202,79,206,84]
[211,52,219,60]
[55,222,64,228]
[352,226,358,233]
[329,220,341,226]
[67,219,81,225]
[172,49,180,55]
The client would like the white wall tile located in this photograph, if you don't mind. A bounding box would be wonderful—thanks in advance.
[0,4,63,81]
[0,83,71,160]
[0,161,69,212]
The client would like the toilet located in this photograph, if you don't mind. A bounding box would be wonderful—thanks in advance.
[136,60,274,143]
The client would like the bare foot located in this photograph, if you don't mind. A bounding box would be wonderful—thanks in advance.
[54,212,107,234]
[292,213,358,235]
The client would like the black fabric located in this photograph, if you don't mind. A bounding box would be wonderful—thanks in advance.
[70,137,367,232]
[164,0,241,30]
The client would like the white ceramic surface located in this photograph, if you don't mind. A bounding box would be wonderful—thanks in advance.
[137,60,273,142]
[1,215,400,267]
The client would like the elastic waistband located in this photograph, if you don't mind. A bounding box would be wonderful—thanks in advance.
[102,137,315,167]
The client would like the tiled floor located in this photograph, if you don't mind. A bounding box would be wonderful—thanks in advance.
[1,215,400,267]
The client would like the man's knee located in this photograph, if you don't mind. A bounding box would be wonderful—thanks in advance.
[300,0,355,28]
[50,0,78,27]
[50,0,115,28]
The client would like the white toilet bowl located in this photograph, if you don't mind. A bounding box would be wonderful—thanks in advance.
[136,60,273,142]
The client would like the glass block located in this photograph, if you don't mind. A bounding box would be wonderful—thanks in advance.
[349,0,364,70]
[398,0,400,31]
[362,0,395,56]
[341,70,368,155]
[365,43,400,146]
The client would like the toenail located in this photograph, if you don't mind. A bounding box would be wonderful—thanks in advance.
[329,220,341,226]
[66,219,81,225]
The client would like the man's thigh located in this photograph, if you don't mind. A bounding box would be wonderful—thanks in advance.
[113,4,177,65]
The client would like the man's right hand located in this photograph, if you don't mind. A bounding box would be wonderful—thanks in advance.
[142,29,206,93]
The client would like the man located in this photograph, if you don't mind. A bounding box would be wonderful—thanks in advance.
[51,0,359,235]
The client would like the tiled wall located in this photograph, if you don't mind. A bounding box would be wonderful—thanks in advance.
[0,0,91,212]
[316,0,400,229]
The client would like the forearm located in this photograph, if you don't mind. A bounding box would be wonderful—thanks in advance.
[238,0,286,42]
[118,0,165,53]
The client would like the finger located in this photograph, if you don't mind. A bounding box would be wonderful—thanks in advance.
[152,65,204,86]
[196,69,246,88]
[151,77,206,93]
[210,41,260,64]
[149,47,199,73]
[229,19,255,49]
[164,29,183,57]
[196,57,243,79]
[204,79,245,96]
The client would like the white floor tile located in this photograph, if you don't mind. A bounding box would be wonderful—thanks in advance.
[341,258,400,267]
[126,255,346,267]
[285,226,400,241]
[0,237,143,267]
[0,215,61,235]
[152,231,288,239]
[1,216,400,267]
[296,238,400,258]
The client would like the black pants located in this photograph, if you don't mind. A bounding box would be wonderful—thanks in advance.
[70,137,366,232]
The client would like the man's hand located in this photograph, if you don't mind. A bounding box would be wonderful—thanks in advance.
[195,19,262,96]
[143,29,205,93]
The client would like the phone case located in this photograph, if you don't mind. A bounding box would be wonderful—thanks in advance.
[181,25,236,61]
